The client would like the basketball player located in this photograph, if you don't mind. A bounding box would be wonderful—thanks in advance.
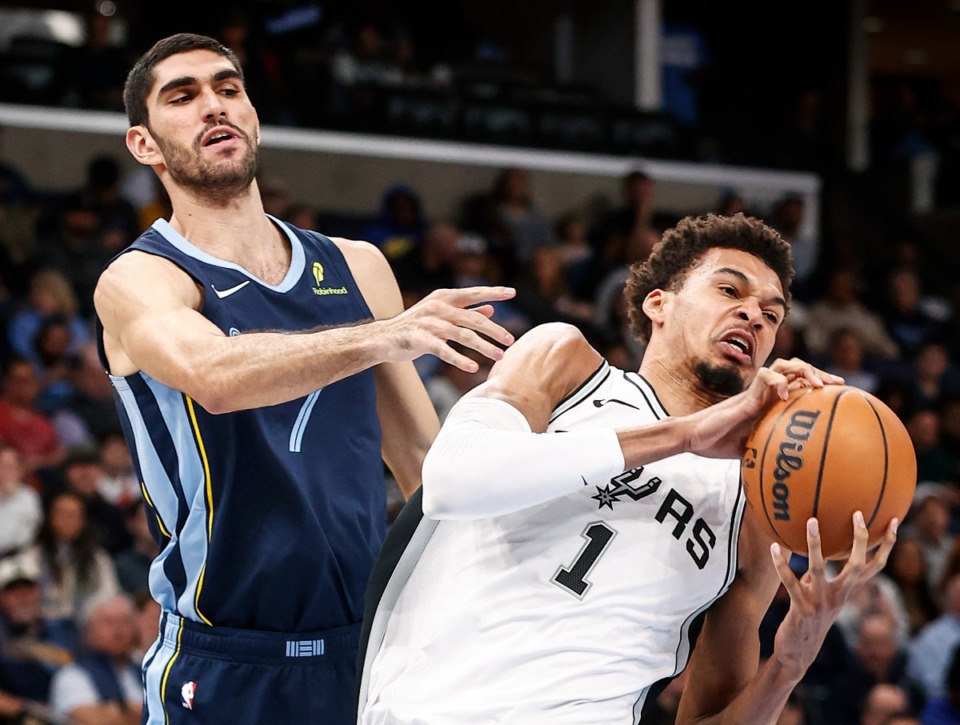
[358,213,900,723]
[93,34,515,725]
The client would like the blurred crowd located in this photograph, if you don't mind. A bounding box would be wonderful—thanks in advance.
[0,4,958,723]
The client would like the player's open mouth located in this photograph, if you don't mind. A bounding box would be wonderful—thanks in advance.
[201,126,240,147]
[718,330,754,363]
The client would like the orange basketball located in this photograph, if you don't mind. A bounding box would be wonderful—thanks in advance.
[741,385,917,560]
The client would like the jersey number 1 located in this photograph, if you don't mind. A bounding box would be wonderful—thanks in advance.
[553,522,616,599]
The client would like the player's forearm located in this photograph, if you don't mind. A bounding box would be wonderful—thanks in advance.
[172,319,395,413]
[616,416,693,468]
[677,657,798,725]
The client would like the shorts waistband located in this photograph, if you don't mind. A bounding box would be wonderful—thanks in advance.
[159,612,360,664]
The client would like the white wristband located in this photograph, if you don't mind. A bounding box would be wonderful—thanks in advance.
[421,397,625,520]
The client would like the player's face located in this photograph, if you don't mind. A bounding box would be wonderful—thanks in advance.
[664,248,785,396]
[143,50,259,199]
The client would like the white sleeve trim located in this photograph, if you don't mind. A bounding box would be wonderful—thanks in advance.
[421,397,625,520]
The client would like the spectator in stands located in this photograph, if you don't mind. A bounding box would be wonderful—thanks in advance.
[905,483,956,598]
[882,267,950,361]
[899,342,960,412]
[0,357,63,474]
[768,193,818,299]
[362,183,428,263]
[6,268,90,370]
[37,491,120,651]
[59,10,131,112]
[919,644,960,724]
[49,446,131,556]
[846,612,916,709]
[49,593,142,724]
[861,684,912,725]
[824,327,880,394]
[111,500,158,597]
[0,548,72,722]
[450,232,526,337]
[0,445,41,557]
[803,267,900,362]
[888,536,943,637]
[69,155,141,250]
[937,396,960,468]
[907,410,958,487]
[492,167,555,268]
[390,219,457,302]
[96,430,138,511]
[511,243,598,334]
[836,574,910,652]
[130,590,160,663]
[585,169,658,298]
[907,573,960,701]
[215,8,290,125]
[40,194,113,318]
[54,343,121,446]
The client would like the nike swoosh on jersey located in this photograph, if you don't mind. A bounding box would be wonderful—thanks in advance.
[592,398,641,410]
[211,281,251,299]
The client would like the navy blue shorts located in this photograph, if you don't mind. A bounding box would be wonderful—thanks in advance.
[142,612,360,724]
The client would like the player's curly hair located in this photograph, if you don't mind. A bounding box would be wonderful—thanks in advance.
[625,213,794,344]
[124,33,244,128]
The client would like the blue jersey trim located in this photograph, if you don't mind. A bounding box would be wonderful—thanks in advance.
[151,215,305,293]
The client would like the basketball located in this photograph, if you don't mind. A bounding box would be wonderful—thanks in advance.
[741,385,917,560]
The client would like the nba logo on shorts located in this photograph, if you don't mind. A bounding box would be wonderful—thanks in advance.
[181,681,197,710]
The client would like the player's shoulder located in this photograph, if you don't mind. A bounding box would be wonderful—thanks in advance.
[489,323,603,395]
[328,237,391,279]
[509,322,598,361]
[95,250,199,313]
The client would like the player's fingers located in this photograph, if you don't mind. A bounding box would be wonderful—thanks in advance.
[866,518,899,576]
[752,367,789,401]
[434,286,517,307]
[468,304,496,319]
[770,543,804,600]
[450,327,508,363]
[452,308,515,347]
[805,518,827,581]
[431,340,483,372]
[838,511,870,584]
[769,357,826,388]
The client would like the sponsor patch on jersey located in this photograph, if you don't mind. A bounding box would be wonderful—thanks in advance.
[311,260,348,296]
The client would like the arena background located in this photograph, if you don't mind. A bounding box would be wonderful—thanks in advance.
[0,1,958,723]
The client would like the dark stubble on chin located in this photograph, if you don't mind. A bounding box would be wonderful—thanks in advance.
[156,132,259,206]
[693,360,746,398]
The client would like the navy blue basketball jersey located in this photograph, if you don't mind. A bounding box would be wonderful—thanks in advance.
[100,216,385,633]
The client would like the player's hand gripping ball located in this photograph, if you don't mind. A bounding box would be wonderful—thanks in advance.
[741,385,916,560]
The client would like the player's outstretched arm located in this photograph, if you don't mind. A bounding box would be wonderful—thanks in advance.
[94,244,515,414]
[674,510,898,724]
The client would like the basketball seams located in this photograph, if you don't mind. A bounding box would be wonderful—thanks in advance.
[811,389,848,519]
[858,393,889,530]
[757,389,814,549]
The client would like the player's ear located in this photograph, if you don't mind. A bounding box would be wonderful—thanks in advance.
[126,125,163,167]
[642,289,668,328]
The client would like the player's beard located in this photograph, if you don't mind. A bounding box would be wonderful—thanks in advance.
[154,123,258,205]
[693,360,746,397]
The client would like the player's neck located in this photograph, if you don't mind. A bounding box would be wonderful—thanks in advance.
[167,181,279,255]
[638,350,723,416]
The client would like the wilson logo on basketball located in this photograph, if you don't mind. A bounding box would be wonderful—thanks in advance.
[771,409,821,521]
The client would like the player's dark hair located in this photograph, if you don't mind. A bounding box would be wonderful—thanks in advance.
[123,33,244,128]
[625,212,794,344]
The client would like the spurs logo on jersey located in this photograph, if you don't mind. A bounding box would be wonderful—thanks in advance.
[360,361,746,725]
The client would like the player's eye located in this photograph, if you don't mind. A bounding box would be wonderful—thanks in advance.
[720,285,738,297]
[764,311,779,324]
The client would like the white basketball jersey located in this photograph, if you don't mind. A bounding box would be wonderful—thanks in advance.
[359,362,746,724]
